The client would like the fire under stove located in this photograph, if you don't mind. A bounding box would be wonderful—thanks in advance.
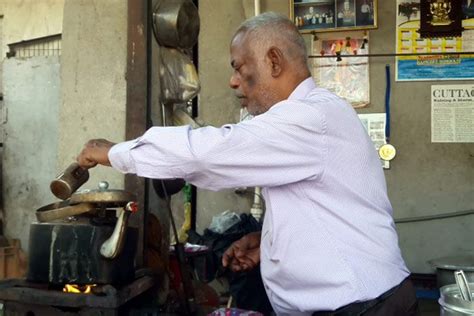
[0,274,154,315]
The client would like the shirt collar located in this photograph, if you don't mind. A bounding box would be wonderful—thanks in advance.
[288,77,316,101]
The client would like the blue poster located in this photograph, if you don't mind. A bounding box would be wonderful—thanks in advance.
[396,0,474,81]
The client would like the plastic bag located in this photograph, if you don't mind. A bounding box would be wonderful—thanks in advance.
[159,47,200,104]
[209,308,263,316]
[208,210,241,234]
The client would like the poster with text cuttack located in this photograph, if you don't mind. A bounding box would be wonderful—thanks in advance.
[396,0,474,81]
[431,84,474,143]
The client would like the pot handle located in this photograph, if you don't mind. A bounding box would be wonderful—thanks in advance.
[100,202,138,259]
[454,270,473,301]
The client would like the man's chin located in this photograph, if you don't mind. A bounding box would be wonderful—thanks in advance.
[241,103,261,116]
[246,107,262,116]
[245,108,256,116]
[241,105,253,114]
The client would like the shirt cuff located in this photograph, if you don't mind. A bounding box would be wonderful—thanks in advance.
[108,139,140,174]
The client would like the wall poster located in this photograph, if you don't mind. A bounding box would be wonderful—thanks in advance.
[396,0,474,81]
[358,113,390,168]
[431,84,474,143]
[291,0,378,33]
[312,31,370,108]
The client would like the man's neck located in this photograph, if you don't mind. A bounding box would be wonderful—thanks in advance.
[281,72,311,99]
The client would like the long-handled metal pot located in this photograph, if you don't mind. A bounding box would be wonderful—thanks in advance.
[152,0,200,49]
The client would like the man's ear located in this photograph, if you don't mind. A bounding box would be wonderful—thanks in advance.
[266,47,283,77]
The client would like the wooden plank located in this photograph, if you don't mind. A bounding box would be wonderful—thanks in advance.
[125,0,149,268]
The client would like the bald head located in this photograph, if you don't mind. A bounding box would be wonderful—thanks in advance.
[233,12,309,71]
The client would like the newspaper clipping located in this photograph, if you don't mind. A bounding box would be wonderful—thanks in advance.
[431,84,474,143]
[358,113,386,149]
[358,113,390,168]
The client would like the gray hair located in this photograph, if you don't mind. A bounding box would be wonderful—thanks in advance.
[234,12,308,67]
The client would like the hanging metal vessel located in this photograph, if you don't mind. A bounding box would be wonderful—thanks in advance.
[152,0,200,49]
[159,47,200,104]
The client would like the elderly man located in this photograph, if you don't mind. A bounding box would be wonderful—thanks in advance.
[77,12,418,316]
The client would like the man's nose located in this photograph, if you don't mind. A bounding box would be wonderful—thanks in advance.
[229,74,239,89]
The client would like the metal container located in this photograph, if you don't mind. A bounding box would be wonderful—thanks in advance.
[27,219,137,285]
[152,0,200,49]
[50,162,89,200]
[429,255,474,288]
[439,283,474,315]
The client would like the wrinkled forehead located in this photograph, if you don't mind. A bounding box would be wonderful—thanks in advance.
[230,29,263,58]
[231,30,250,50]
[230,31,252,58]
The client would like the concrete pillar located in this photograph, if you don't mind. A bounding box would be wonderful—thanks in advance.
[59,0,128,190]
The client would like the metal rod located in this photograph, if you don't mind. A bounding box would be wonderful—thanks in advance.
[160,180,195,315]
[309,51,474,59]
[395,209,474,224]
[254,0,261,16]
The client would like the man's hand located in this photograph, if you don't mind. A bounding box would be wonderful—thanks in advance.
[76,139,116,169]
[222,231,261,272]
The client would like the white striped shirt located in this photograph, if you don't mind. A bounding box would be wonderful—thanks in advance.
[109,78,409,315]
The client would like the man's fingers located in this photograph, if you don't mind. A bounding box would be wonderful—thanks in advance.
[224,256,242,272]
[223,246,248,272]
[222,246,236,267]
[81,158,98,169]
[235,249,245,258]
[76,138,114,168]
[222,235,260,272]
[222,255,230,267]
[231,261,242,272]
[76,149,98,169]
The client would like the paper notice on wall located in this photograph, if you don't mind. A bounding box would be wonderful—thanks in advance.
[431,85,474,143]
[358,113,390,169]
[358,113,387,149]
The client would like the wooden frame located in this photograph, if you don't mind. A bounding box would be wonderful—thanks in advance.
[290,0,378,33]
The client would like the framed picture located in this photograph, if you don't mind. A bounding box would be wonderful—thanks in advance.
[290,0,378,33]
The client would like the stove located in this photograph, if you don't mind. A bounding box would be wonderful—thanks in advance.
[27,218,138,286]
[0,187,158,315]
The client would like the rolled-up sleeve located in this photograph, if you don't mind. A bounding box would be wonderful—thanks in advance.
[108,139,140,174]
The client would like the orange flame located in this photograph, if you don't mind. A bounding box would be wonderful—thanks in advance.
[62,284,96,294]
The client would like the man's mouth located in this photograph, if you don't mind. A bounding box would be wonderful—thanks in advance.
[236,94,247,106]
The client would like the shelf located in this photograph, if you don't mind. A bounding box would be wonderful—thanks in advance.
[294,1,334,7]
